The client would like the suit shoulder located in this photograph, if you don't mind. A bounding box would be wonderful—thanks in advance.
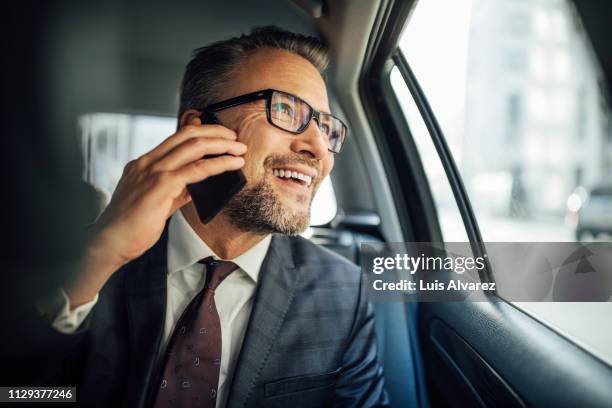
[286,234,356,263]
[280,235,365,319]
[282,234,361,277]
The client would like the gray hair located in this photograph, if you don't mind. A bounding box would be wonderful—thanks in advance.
[178,25,329,123]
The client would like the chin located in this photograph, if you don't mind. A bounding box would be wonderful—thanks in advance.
[224,178,312,235]
[278,194,310,211]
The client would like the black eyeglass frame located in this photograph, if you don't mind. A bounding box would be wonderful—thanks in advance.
[201,88,347,153]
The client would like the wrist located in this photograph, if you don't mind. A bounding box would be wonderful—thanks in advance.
[85,224,129,275]
[63,226,125,310]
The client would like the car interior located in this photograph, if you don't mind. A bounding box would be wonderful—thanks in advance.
[4,0,612,406]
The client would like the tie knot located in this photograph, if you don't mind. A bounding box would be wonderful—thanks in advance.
[198,257,238,290]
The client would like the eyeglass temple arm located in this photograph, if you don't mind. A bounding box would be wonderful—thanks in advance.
[204,89,273,113]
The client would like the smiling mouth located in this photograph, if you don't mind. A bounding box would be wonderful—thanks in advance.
[272,168,313,187]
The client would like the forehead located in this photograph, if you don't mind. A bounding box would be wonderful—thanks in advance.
[229,48,330,113]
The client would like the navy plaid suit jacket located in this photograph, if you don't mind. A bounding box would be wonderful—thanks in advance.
[37,224,389,407]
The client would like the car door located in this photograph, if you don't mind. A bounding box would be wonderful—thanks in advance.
[360,0,612,406]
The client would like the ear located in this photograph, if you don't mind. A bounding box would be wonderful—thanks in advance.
[179,109,202,128]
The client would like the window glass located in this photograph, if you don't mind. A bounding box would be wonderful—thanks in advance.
[390,68,470,243]
[79,113,337,226]
[398,0,612,364]
[400,0,612,243]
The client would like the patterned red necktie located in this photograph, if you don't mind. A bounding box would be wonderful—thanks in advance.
[154,257,238,408]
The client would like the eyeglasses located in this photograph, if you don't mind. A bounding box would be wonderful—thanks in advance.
[202,88,347,154]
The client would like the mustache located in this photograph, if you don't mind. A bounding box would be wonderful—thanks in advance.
[263,154,321,179]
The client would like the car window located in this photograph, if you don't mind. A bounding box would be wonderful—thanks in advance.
[400,0,612,243]
[390,68,470,243]
[398,0,612,364]
[79,113,337,226]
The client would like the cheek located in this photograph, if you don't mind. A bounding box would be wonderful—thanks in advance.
[241,145,265,181]
[240,126,283,178]
[321,155,334,179]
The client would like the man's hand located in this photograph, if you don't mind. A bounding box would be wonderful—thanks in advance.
[65,117,246,308]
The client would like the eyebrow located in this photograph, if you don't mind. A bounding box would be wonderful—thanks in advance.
[208,89,333,116]
[296,95,331,115]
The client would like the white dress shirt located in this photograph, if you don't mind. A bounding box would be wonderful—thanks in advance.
[42,210,272,408]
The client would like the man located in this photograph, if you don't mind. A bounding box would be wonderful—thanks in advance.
[38,26,388,407]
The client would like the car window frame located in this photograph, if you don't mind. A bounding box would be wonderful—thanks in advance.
[359,0,494,285]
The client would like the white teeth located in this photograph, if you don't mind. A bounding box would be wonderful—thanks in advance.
[272,168,314,187]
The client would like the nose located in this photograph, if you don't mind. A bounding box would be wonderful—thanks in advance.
[289,119,329,160]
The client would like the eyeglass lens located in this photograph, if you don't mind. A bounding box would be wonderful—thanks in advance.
[270,91,345,152]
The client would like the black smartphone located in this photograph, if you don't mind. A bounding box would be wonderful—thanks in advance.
[185,111,246,224]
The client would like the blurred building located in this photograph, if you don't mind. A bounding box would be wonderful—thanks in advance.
[462,0,612,218]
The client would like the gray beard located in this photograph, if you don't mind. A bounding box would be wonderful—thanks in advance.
[223,178,312,235]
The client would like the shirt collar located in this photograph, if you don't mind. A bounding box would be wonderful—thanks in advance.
[167,209,271,283]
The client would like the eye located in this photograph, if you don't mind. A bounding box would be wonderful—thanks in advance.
[319,123,330,135]
[272,102,294,117]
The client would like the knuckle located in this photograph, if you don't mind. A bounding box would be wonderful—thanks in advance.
[123,160,135,173]
[194,161,209,178]
[124,159,140,174]
[149,162,163,174]
[153,171,172,186]
[188,137,205,148]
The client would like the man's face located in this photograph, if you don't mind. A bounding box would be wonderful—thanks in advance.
[216,48,335,235]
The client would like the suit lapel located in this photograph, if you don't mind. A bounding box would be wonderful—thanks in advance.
[125,223,169,408]
[227,234,299,408]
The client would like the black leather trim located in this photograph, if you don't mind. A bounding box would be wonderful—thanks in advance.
[429,318,525,407]
[419,300,612,407]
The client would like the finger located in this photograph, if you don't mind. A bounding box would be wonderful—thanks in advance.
[141,124,237,166]
[169,188,192,215]
[153,138,247,172]
[177,155,245,185]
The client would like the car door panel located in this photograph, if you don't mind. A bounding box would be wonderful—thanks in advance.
[419,301,612,407]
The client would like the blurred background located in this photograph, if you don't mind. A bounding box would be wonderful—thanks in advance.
[394,0,612,242]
